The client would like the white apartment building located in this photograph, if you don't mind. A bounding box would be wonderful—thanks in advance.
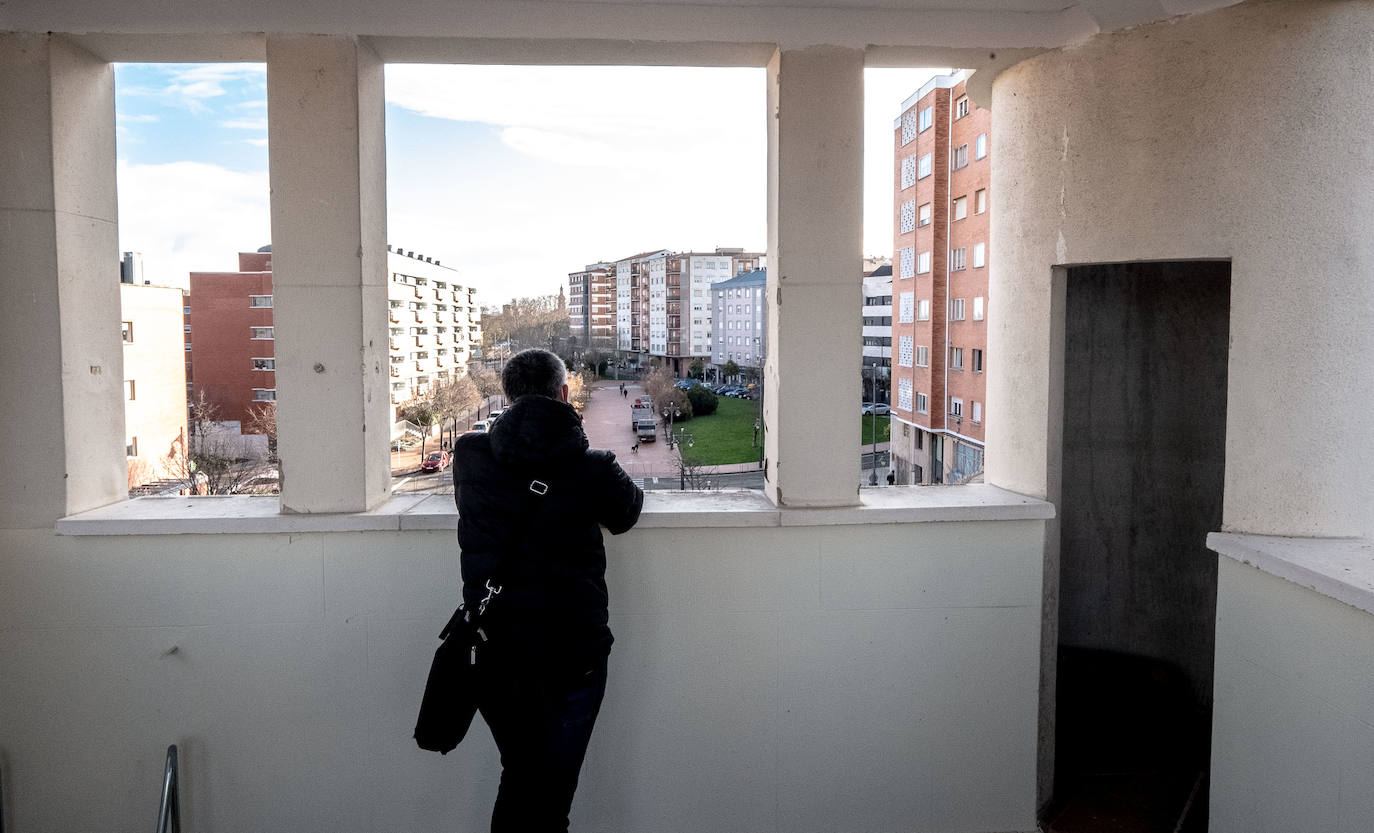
[710,267,767,373]
[614,249,668,358]
[568,262,614,350]
[862,264,893,402]
[385,246,482,412]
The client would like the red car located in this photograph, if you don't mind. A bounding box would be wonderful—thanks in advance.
[421,450,450,472]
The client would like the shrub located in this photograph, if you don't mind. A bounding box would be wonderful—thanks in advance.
[687,385,718,416]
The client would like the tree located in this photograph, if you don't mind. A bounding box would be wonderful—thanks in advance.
[245,401,278,463]
[431,375,482,443]
[398,397,439,459]
[723,359,740,382]
[642,367,676,407]
[689,357,704,379]
[566,368,593,413]
[165,390,274,495]
[687,385,718,416]
[468,365,504,414]
[480,294,571,355]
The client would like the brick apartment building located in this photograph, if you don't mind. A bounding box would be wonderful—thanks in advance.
[889,70,990,485]
[568,262,615,350]
[599,247,763,376]
[188,246,482,431]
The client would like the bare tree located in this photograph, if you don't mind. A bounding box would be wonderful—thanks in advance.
[431,375,481,442]
[398,397,439,460]
[481,294,571,355]
[245,401,278,463]
[164,390,274,495]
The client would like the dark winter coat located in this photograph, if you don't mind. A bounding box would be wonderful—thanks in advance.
[452,394,643,671]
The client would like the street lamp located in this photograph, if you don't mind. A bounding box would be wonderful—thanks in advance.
[662,405,681,449]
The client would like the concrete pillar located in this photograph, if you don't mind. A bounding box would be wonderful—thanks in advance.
[0,34,125,528]
[763,46,864,508]
[267,36,391,513]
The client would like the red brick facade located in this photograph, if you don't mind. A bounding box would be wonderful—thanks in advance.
[187,252,275,429]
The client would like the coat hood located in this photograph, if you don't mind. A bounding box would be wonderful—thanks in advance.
[487,394,589,469]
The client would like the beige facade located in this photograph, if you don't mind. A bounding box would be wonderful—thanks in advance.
[119,283,188,488]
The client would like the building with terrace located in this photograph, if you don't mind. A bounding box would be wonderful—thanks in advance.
[3,2,1373,832]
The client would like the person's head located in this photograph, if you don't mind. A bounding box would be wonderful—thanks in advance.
[502,349,569,402]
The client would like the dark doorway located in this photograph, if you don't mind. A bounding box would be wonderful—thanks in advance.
[1049,261,1230,833]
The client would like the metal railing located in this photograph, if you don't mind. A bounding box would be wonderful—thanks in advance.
[156,745,180,833]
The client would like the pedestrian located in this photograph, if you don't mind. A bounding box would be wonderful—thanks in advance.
[622,387,628,399]
[887,470,896,486]
[450,348,643,832]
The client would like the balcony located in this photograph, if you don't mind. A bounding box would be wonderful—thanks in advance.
[6,4,1374,833]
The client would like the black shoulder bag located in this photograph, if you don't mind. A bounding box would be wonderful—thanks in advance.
[413,578,501,754]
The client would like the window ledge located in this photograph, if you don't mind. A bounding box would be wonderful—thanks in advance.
[1208,532,1374,616]
[54,484,1053,536]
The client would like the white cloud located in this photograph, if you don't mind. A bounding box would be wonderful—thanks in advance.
[117,113,159,123]
[117,160,270,289]
[221,118,268,131]
[244,138,269,147]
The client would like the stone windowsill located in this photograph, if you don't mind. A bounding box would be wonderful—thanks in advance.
[55,484,1054,536]
[1208,531,1374,617]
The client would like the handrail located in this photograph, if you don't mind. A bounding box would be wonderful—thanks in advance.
[155,745,180,833]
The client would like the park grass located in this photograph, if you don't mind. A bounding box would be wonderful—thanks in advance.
[672,397,890,465]
[673,396,762,466]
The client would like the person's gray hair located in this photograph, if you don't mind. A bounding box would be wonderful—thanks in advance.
[502,348,567,400]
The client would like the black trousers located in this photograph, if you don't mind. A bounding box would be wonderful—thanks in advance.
[477,653,608,833]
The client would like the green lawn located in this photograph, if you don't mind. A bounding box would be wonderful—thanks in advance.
[669,397,889,466]
[673,396,763,466]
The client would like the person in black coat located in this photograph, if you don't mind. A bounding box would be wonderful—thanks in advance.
[452,348,643,832]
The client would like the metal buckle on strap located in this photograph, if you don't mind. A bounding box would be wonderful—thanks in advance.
[529,479,549,495]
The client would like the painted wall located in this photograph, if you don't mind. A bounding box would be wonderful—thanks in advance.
[1211,558,1374,833]
[987,0,1374,540]
[0,517,1044,832]
[120,283,189,486]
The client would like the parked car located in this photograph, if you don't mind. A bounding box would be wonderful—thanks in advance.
[471,420,489,433]
[862,402,891,416]
[421,450,450,472]
[487,408,505,423]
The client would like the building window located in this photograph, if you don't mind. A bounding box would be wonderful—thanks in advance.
[955,96,969,119]
[952,196,967,221]
[950,298,966,320]
[898,292,914,324]
[916,345,929,367]
[899,247,915,279]
[974,242,986,269]
[897,378,913,412]
[121,321,133,343]
[950,248,967,271]
[975,188,987,214]
[898,336,914,367]
[251,327,274,340]
[918,153,932,179]
[951,144,968,170]
[973,296,985,321]
[252,357,276,371]
[917,251,931,274]
[899,200,916,234]
[917,299,930,321]
[918,202,932,227]
[184,343,192,352]
[125,380,135,401]
[975,133,988,159]
[951,347,964,370]
[919,105,933,131]
[252,389,277,402]
[182,306,190,315]
[249,295,273,308]
[183,324,192,333]
[972,401,983,423]
[901,109,918,145]
[916,392,928,414]
[950,397,964,417]
[901,156,917,189]
[126,437,138,457]
[972,348,984,373]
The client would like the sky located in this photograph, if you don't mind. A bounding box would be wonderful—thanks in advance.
[114,63,938,302]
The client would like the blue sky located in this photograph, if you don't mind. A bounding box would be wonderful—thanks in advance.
[114,63,936,302]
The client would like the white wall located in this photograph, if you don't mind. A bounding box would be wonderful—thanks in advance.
[987,0,1374,540]
[0,514,1044,833]
[1211,557,1374,833]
